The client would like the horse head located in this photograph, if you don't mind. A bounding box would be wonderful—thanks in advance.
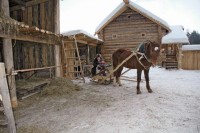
[144,40,160,66]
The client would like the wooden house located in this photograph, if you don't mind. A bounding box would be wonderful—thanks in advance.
[95,0,171,62]
[161,25,189,69]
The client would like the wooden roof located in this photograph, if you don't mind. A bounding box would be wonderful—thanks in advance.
[62,30,103,46]
[95,0,171,34]
[162,26,189,44]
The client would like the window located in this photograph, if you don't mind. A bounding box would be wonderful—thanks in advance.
[112,34,117,39]
[141,33,146,37]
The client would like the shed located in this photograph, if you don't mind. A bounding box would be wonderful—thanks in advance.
[62,30,103,79]
[161,25,189,69]
[0,0,61,107]
[95,0,170,62]
[182,45,200,70]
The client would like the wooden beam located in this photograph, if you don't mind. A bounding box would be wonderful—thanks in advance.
[10,0,48,11]
[1,0,18,108]
[14,65,61,73]
[12,0,26,6]
[76,39,87,44]
[53,0,61,77]
[0,32,61,45]
[0,63,16,133]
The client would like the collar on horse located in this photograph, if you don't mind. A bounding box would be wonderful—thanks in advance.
[135,41,152,69]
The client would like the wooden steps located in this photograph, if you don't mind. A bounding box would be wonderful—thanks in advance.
[165,61,178,69]
[165,54,178,69]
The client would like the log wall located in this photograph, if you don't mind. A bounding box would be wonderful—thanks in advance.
[98,8,168,62]
[9,0,56,79]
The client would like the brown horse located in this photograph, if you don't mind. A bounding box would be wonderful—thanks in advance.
[112,40,160,94]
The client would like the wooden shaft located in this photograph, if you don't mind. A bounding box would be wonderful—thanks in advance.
[101,52,136,82]
[121,68,131,75]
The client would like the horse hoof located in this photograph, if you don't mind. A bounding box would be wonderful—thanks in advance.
[148,89,153,93]
[119,84,122,87]
[137,91,141,94]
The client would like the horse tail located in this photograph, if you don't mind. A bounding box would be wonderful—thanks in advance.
[112,48,125,76]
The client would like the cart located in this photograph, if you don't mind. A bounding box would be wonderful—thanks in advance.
[90,52,136,85]
[90,64,113,85]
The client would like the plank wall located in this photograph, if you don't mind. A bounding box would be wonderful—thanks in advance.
[182,50,200,70]
[98,8,168,62]
[9,0,56,79]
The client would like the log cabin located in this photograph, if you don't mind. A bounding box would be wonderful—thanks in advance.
[95,0,171,63]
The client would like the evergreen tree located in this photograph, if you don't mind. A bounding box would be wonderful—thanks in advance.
[187,30,200,44]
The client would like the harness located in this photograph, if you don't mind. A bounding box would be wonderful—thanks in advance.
[135,52,151,70]
[134,42,152,70]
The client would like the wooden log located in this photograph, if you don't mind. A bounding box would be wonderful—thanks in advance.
[53,0,61,77]
[1,0,18,108]
[27,6,32,26]
[0,63,16,133]
[40,2,45,29]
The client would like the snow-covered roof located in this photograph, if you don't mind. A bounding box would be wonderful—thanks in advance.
[182,45,200,51]
[95,0,170,34]
[162,26,189,44]
[62,29,103,42]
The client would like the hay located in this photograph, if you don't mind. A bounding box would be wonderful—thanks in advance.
[16,78,50,90]
[41,77,82,96]
[17,126,50,133]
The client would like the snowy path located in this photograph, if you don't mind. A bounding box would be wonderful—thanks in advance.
[9,67,200,133]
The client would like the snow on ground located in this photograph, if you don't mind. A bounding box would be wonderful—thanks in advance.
[72,67,200,133]
[3,67,199,133]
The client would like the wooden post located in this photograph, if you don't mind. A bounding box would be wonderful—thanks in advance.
[87,44,90,64]
[178,44,182,69]
[158,25,162,44]
[1,0,18,107]
[0,63,16,133]
[53,0,61,77]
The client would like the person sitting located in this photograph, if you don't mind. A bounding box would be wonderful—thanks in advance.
[91,54,102,76]
[97,60,106,76]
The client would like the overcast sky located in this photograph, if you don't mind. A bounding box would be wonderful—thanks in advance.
[60,0,200,35]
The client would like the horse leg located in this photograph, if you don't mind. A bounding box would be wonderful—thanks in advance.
[117,67,123,86]
[113,76,117,86]
[137,69,142,94]
[144,69,153,93]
